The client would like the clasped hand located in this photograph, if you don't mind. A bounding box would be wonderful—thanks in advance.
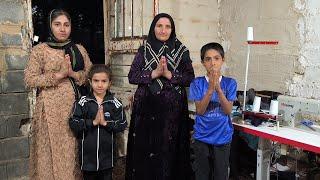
[208,69,221,93]
[54,54,77,80]
[151,56,172,80]
[92,106,108,126]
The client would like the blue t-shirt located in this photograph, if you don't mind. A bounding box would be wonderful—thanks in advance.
[189,76,237,145]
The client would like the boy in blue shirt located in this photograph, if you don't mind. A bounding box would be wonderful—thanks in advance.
[189,42,237,180]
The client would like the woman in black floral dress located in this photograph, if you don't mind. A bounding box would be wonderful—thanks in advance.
[125,13,195,180]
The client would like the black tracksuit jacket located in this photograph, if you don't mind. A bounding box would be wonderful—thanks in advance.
[69,92,127,171]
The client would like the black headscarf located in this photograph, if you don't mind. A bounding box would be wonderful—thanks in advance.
[141,13,189,94]
[146,13,176,50]
[46,9,84,72]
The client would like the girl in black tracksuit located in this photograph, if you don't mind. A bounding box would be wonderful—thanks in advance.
[69,64,127,180]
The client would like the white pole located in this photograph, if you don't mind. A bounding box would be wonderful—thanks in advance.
[243,27,253,113]
[242,44,250,112]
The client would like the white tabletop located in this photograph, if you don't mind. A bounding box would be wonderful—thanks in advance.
[233,121,320,153]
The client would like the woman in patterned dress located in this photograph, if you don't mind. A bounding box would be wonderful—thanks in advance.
[24,9,92,180]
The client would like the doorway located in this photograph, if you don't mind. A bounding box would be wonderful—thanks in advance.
[31,0,105,64]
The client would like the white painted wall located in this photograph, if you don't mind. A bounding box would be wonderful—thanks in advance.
[219,0,320,99]
[219,0,299,94]
[159,0,220,76]
[287,0,320,99]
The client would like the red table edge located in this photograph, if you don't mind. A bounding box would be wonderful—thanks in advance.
[233,124,320,154]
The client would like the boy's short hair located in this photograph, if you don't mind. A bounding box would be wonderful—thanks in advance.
[88,64,112,81]
[200,42,225,61]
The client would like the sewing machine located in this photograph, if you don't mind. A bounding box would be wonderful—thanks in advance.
[277,95,320,134]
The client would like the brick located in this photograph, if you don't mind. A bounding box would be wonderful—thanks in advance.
[0,0,24,24]
[0,93,28,116]
[0,117,6,138]
[6,159,28,179]
[111,65,131,77]
[1,33,22,46]
[111,54,135,66]
[2,71,25,93]
[0,115,29,139]
[6,114,29,137]
[5,55,28,70]
[112,76,136,89]
[0,136,29,161]
[0,161,7,180]
[12,177,28,180]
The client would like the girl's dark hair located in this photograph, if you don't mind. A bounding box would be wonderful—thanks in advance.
[88,64,112,81]
[49,9,71,23]
[200,42,225,61]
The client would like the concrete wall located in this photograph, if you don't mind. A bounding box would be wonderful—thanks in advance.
[287,0,320,99]
[0,0,31,179]
[219,0,300,93]
[159,0,220,76]
[219,0,320,99]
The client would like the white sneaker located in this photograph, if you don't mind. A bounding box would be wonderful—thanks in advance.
[272,163,290,171]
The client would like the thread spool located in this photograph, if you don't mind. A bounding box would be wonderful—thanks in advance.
[252,96,261,112]
[269,100,279,116]
[247,27,254,41]
[33,35,39,42]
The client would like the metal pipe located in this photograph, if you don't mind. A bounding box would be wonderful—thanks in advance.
[141,0,144,36]
[131,0,134,37]
[114,0,118,38]
[104,0,111,64]
[122,0,125,37]
[153,0,159,17]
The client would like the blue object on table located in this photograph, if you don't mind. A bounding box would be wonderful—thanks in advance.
[301,119,316,131]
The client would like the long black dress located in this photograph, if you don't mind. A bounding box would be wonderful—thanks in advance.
[125,13,195,180]
[125,49,194,180]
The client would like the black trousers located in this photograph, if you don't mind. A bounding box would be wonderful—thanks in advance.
[192,140,230,180]
[83,168,112,180]
[229,131,257,180]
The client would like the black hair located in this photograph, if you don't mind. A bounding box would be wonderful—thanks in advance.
[88,64,112,82]
[200,42,225,61]
[47,9,71,41]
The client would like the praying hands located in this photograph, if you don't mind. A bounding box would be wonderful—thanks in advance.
[92,106,108,126]
[53,54,77,80]
[151,56,172,80]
